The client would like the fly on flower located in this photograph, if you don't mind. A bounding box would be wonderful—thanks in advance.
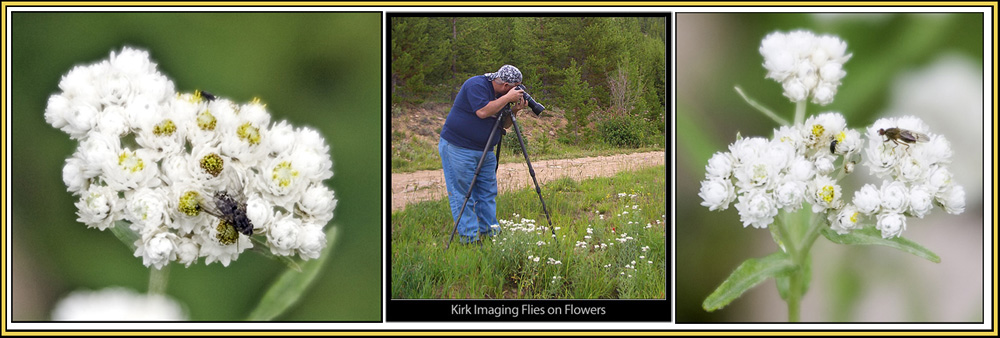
[878,127,929,151]
[201,178,256,244]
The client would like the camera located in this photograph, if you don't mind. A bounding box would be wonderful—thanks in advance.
[515,84,545,116]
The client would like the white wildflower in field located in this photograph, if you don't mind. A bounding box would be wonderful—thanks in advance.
[46,47,336,268]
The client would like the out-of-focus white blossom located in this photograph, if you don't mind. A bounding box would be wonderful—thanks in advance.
[52,287,187,321]
[45,47,336,269]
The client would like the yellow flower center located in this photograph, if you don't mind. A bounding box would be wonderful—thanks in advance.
[197,110,217,131]
[819,185,835,203]
[216,220,239,245]
[811,124,825,139]
[117,150,144,173]
[272,161,299,188]
[237,123,261,145]
[178,191,201,216]
[152,119,176,136]
[199,153,225,177]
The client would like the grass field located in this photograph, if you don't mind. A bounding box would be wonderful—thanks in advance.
[391,165,666,299]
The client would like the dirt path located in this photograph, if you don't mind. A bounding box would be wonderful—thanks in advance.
[391,151,665,212]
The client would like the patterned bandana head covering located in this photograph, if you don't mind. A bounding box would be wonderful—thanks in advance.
[485,64,522,84]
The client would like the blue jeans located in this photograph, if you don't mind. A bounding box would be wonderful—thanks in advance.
[439,138,501,243]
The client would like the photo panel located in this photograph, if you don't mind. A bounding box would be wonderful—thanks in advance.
[387,12,672,322]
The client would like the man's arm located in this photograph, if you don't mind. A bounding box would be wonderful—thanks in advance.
[475,88,523,119]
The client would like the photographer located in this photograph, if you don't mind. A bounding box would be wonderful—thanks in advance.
[439,64,529,244]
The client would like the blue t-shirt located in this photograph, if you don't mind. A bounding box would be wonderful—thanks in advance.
[440,75,503,151]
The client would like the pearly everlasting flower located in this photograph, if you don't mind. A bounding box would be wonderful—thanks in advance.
[698,177,735,211]
[735,188,778,229]
[705,152,735,178]
[52,287,187,321]
[133,231,178,270]
[807,175,842,213]
[937,184,966,215]
[879,180,909,214]
[74,184,121,231]
[45,47,336,269]
[773,180,806,211]
[853,184,881,215]
[760,30,851,105]
[907,185,934,218]
[876,212,907,239]
[829,205,860,235]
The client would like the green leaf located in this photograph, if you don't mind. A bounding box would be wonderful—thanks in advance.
[775,253,810,302]
[110,220,139,251]
[250,235,303,272]
[820,226,940,263]
[246,225,340,320]
[703,252,798,312]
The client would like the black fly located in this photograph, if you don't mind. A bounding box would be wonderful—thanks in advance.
[196,89,217,102]
[201,179,255,245]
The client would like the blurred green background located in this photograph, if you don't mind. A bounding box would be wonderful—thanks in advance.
[10,12,382,321]
[677,13,986,322]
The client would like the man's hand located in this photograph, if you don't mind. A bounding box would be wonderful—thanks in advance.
[502,87,525,104]
[511,97,528,113]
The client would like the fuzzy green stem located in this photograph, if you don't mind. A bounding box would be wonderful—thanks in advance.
[788,272,802,322]
[784,211,826,322]
[735,86,790,126]
[793,100,807,126]
[148,265,170,295]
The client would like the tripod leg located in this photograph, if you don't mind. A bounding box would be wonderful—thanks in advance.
[445,115,505,250]
[509,113,557,240]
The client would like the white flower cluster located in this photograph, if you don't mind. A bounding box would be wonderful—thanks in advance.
[699,112,965,238]
[51,287,187,321]
[759,30,852,105]
[699,112,858,229]
[45,47,336,268]
[851,115,965,238]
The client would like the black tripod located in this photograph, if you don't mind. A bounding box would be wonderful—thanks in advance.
[445,107,556,249]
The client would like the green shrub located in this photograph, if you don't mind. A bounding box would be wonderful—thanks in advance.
[597,115,653,148]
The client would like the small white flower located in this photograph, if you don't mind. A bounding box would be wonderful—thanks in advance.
[729,136,769,166]
[705,151,735,178]
[773,180,806,211]
[853,184,882,215]
[808,175,842,213]
[698,177,736,211]
[812,153,836,176]
[133,231,177,270]
[786,157,815,182]
[124,187,170,235]
[174,237,200,267]
[75,184,121,231]
[907,185,934,218]
[268,212,302,257]
[735,188,778,229]
[52,287,187,321]
[829,205,860,234]
[876,212,907,239]
[297,184,337,224]
[937,184,966,215]
[879,180,909,214]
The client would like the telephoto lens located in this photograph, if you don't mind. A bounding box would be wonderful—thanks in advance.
[515,84,545,115]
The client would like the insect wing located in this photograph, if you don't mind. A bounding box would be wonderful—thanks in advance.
[899,129,930,143]
[199,193,225,219]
